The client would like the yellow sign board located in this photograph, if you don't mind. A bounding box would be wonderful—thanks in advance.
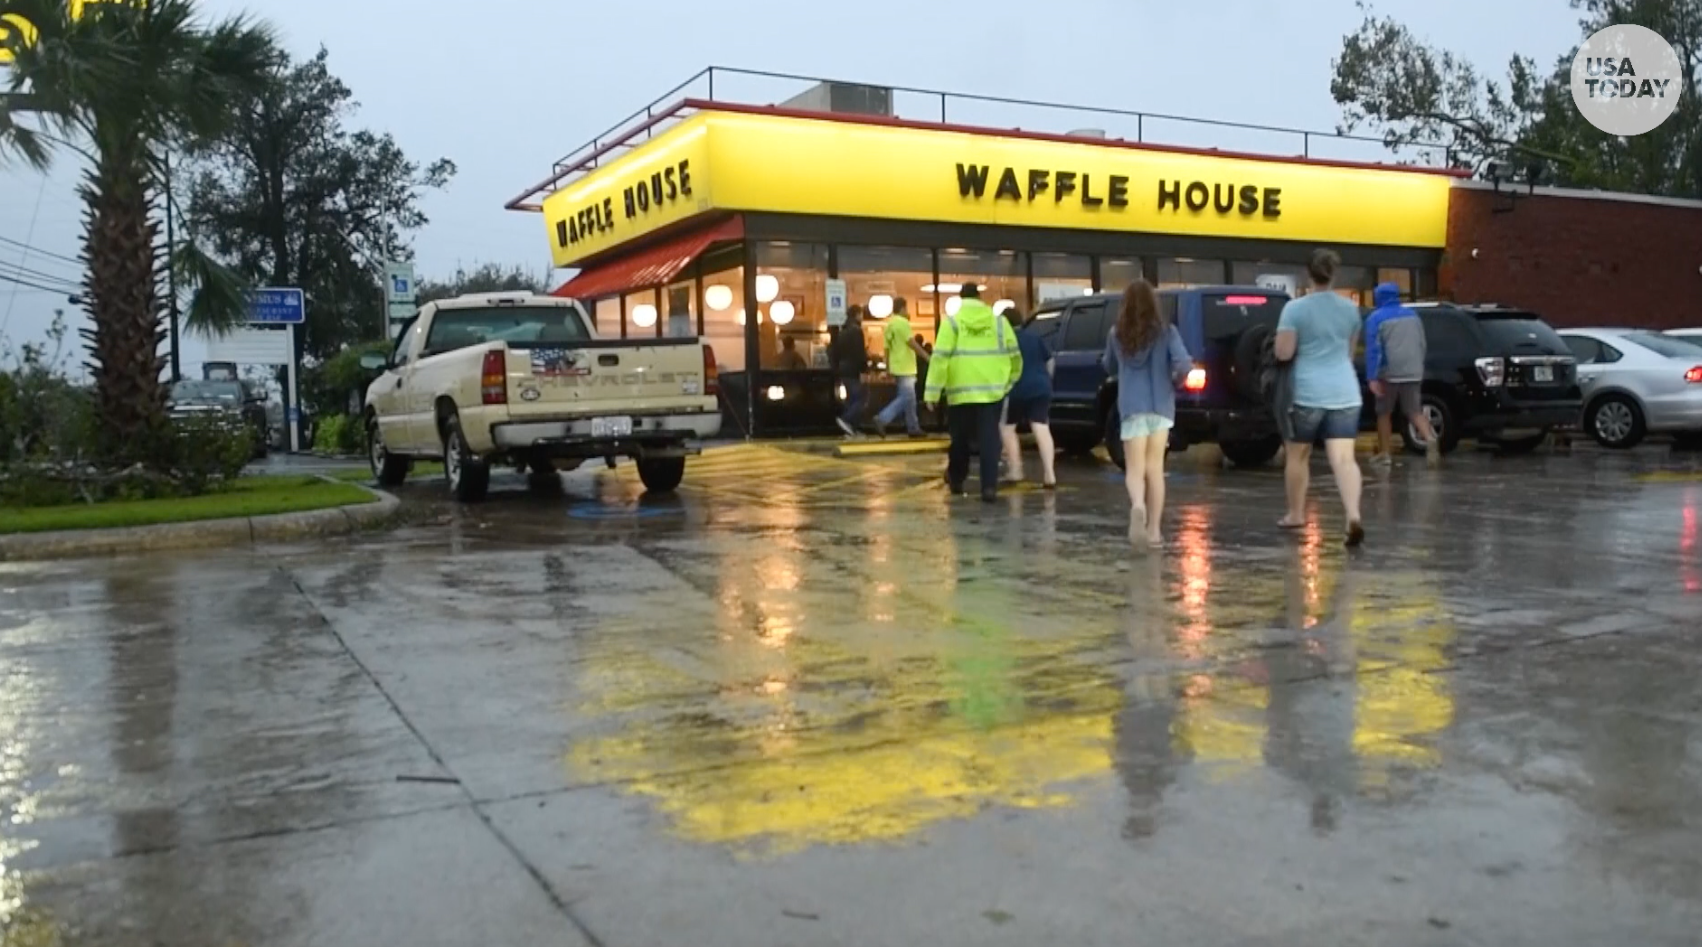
[542,109,1454,268]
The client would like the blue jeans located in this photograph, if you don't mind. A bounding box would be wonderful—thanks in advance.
[839,376,868,425]
[874,376,921,433]
[1290,405,1360,443]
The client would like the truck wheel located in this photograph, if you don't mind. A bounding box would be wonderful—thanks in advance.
[442,413,490,502]
[637,457,686,493]
[1220,436,1282,468]
[368,417,410,487]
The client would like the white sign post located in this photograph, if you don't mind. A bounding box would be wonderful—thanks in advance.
[243,288,306,453]
[384,262,418,335]
[825,279,848,327]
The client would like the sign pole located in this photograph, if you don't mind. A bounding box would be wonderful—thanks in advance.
[287,323,301,453]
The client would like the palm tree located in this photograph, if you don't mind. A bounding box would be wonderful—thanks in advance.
[0,0,274,465]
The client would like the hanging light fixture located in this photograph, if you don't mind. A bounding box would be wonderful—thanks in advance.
[705,284,733,311]
[770,300,795,325]
[755,274,780,304]
[867,295,893,318]
[945,295,962,317]
[631,304,658,328]
[993,299,1016,314]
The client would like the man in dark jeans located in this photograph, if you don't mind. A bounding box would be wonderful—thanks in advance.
[923,285,1022,501]
[833,305,868,436]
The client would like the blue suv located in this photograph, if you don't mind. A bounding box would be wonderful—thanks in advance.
[1032,285,1290,469]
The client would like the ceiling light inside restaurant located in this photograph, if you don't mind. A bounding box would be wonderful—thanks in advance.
[920,283,963,294]
[770,300,795,325]
[867,294,893,318]
[945,295,962,317]
[756,274,780,303]
[631,304,658,328]
[766,386,787,402]
[993,299,1016,314]
[705,284,733,311]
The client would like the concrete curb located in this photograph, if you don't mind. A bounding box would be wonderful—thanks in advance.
[0,483,401,563]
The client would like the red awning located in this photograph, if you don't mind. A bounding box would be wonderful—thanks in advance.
[553,216,743,300]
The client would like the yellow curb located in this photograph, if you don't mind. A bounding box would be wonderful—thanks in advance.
[833,438,951,458]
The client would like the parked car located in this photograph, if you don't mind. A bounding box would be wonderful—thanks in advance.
[1557,328,1702,449]
[168,379,269,459]
[1665,328,1702,348]
[360,292,721,501]
[1364,303,1582,455]
[1037,286,1288,469]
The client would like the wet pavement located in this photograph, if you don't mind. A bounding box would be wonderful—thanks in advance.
[3,442,1702,946]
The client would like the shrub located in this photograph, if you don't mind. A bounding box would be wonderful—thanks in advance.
[311,413,363,455]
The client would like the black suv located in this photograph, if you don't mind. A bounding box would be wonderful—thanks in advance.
[1362,303,1581,454]
[1035,285,1288,469]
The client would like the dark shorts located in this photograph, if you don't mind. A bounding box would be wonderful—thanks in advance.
[1375,381,1423,418]
[1290,405,1360,443]
[1003,396,1051,426]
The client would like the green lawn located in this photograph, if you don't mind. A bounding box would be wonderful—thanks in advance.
[0,476,376,535]
[330,461,443,483]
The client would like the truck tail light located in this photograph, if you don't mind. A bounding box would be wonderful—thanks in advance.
[1183,365,1208,392]
[480,350,506,404]
[1686,366,1702,384]
[703,344,720,396]
[1475,356,1506,387]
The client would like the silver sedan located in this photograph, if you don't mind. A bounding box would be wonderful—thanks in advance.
[1559,328,1702,449]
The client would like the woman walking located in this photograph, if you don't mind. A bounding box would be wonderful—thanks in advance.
[999,306,1058,488]
[1103,280,1192,548]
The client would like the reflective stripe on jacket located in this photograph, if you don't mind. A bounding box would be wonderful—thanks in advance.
[924,299,1022,405]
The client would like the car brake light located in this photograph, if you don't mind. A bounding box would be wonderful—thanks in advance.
[1475,356,1506,387]
[1222,295,1268,306]
[703,344,720,396]
[1184,365,1208,392]
[1687,366,1702,384]
[480,350,506,405]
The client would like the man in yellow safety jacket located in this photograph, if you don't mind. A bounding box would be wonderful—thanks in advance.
[924,283,1023,501]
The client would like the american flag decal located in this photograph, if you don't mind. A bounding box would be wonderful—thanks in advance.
[531,348,587,376]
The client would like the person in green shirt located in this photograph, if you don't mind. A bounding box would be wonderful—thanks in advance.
[873,296,929,437]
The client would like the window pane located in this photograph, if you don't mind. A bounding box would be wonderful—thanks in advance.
[1422,313,1474,356]
[593,297,619,335]
[756,242,829,368]
[1333,264,1374,306]
[1230,262,1306,296]
[1100,257,1144,294]
[1061,303,1109,351]
[1158,258,1224,288]
[1032,252,1092,305]
[1562,336,1599,363]
[937,248,1027,320]
[842,246,936,361]
[664,282,695,338]
[701,264,747,372]
[423,306,590,354]
[1376,267,1414,297]
[1624,331,1700,359]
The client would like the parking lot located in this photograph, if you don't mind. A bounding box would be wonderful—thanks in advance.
[3,441,1702,946]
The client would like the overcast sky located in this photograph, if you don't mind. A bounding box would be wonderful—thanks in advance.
[0,0,1583,369]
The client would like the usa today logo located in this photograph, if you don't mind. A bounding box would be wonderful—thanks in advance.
[1570,24,1684,136]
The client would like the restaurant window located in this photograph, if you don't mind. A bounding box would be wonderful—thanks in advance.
[938,248,1027,322]
[1333,265,1374,306]
[1376,267,1414,300]
[839,245,934,368]
[623,288,660,339]
[664,280,695,338]
[755,242,829,369]
[1099,257,1144,294]
[593,296,619,335]
[1158,258,1225,288]
[1230,262,1308,298]
[701,260,747,372]
[1032,252,1092,306]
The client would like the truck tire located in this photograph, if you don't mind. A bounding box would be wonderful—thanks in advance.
[637,456,686,494]
[443,413,490,502]
[1220,436,1282,468]
[368,416,410,487]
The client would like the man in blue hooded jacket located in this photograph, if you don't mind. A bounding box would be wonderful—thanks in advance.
[1363,282,1439,467]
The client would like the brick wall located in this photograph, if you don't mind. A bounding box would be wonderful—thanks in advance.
[1440,185,1702,329]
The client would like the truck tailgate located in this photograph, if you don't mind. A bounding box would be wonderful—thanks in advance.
[502,338,714,419]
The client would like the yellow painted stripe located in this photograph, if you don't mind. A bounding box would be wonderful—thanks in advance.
[834,439,951,458]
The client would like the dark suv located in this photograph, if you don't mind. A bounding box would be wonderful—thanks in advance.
[1362,303,1581,454]
[1037,285,1288,469]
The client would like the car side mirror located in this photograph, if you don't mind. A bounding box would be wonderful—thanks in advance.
[359,353,388,371]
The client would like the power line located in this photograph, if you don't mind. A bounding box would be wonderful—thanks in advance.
[0,234,80,267]
[0,260,79,291]
[0,176,50,340]
[0,271,76,295]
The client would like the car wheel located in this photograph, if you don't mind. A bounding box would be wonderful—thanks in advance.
[1587,394,1645,450]
[1220,436,1282,468]
[442,413,490,502]
[1401,394,1459,455]
[1104,408,1125,471]
[1492,431,1549,455]
[636,456,686,493]
[367,417,410,487]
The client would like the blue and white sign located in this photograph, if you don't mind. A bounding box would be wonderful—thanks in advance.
[248,287,305,324]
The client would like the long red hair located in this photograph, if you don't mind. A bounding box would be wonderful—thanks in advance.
[1115,279,1163,354]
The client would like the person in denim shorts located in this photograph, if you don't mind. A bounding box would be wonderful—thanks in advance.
[1274,249,1365,547]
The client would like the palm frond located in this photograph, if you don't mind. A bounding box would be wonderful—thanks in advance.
[172,237,250,336]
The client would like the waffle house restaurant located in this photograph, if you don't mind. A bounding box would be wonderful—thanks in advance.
[524,100,1457,436]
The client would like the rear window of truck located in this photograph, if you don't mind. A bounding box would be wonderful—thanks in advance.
[1202,293,1287,339]
[1474,313,1566,351]
[424,306,591,356]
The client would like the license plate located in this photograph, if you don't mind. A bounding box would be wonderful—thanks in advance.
[1532,365,1554,383]
[591,416,633,438]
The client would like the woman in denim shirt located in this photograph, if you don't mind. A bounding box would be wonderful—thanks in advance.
[1102,280,1192,548]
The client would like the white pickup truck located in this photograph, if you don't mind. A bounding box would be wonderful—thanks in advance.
[359,292,722,501]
